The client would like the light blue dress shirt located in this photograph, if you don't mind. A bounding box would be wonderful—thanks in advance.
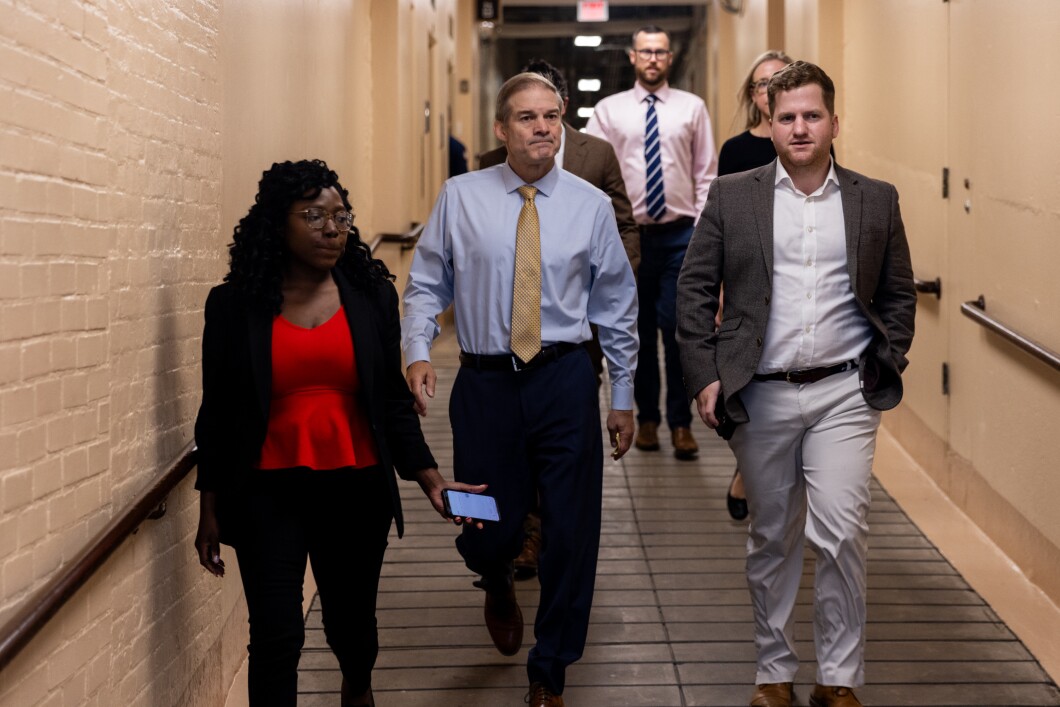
[401,162,639,410]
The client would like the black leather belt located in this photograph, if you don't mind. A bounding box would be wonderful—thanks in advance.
[639,216,694,236]
[459,342,582,372]
[753,360,858,385]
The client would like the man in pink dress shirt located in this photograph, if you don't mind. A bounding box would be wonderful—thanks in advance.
[586,25,718,460]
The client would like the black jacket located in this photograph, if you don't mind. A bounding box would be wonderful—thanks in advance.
[194,270,436,540]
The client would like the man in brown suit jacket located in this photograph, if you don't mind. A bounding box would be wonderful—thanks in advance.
[676,62,915,707]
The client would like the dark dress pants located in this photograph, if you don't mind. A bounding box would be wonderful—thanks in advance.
[234,468,393,706]
[449,349,603,694]
[634,221,694,430]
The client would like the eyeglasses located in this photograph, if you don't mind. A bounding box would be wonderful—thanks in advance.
[751,79,771,94]
[289,208,355,232]
[634,49,672,60]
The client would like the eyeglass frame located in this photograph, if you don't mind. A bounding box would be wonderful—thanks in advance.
[633,48,672,61]
[289,208,356,232]
[751,78,771,94]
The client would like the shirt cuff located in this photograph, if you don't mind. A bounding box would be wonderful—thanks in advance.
[404,340,432,365]
[610,385,633,411]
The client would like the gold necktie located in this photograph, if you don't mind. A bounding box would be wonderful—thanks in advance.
[511,185,542,363]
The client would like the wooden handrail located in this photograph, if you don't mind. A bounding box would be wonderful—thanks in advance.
[1,233,398,672]
[961,296,1060,372]
[0,442,199,672]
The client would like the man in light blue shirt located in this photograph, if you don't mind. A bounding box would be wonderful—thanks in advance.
[402,73,638,707]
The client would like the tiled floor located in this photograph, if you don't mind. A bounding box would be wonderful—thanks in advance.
[297,334,1060,706]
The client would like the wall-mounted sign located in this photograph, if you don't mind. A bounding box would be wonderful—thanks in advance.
[577,1,608,22]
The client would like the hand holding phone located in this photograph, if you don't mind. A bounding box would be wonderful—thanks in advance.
[442,489,500,523]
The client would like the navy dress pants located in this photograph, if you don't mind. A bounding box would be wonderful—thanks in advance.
[635,221,694,430]
[449,348,603,694]
[234,468,393,706]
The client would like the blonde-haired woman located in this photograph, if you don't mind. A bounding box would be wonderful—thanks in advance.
[717,51,792,521]
[718,50,793,176]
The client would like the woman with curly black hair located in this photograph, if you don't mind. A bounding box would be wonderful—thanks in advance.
[193,159,482,706]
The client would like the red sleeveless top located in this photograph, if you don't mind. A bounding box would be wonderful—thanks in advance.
[257,306,379,470]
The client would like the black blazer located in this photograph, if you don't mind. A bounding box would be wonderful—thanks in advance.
[194,270,436,541]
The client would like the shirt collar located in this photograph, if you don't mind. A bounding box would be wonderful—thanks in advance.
[501,160,559,197]
[634,82,671,104]
[774,157,839,197]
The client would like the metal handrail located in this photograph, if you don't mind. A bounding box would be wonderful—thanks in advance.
[378,222,425,251]
[0,442,199,672]
[914,276,942,299]
[961,296,1060,372]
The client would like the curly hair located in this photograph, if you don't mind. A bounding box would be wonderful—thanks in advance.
[225,159,393,313]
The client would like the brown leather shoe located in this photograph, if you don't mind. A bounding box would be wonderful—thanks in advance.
[750,682,794,707]
[474,577,523,656]
[634,421,660,450]
[672,426,699,460]
[809,684,863,707]
[527,682,565,707]
[513,513,541,580]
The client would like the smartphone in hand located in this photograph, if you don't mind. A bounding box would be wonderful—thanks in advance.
[442,489,500,522]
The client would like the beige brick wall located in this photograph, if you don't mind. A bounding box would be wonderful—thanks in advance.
[1,0,458,705]
[0,1,230,705]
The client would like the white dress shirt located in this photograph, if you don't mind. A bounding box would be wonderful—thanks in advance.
[757,159,873,374]
[401,162,639,409]
[586,82,717,224]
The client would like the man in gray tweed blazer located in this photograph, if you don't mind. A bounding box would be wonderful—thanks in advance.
[676,61,915,707]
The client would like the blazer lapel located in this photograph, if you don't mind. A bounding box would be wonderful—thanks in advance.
[336,270,377,419]
[561,124,585,174]
[837,165,862,287]
[752,162,777,277]
[247,304,272,422]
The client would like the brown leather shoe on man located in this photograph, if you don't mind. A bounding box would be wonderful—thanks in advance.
[474,576,523,656]
[672,426,699,460]
[635,421,660,450]
[809,684,863,707]
[527,682,565,707]
[750,682,794,707]
[513,513,541,580]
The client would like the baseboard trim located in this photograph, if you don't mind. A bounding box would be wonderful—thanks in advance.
[876,411,1060,682]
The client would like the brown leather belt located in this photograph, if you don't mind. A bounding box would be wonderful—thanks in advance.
[459,342,581,372]
[752,360,858,385]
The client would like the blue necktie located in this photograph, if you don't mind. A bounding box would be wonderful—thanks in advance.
[644,94,666,222]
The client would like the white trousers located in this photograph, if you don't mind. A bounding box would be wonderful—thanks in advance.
[728,368,880,687]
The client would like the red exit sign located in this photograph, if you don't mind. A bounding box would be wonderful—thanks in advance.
[578,1,609,22]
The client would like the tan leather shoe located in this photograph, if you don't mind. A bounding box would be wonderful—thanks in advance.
[672,426,699,460]
[527,682,565,707]
[635,421,660,450]
[514,513,541,580]
[750,682,794,707]
[809,684,863,707]
[474,577,523,656]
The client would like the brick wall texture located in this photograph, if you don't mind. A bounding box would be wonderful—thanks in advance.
[0,1,238,705]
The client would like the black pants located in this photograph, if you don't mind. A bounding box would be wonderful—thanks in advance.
[450,348,603,694]
[234,468,393,706]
